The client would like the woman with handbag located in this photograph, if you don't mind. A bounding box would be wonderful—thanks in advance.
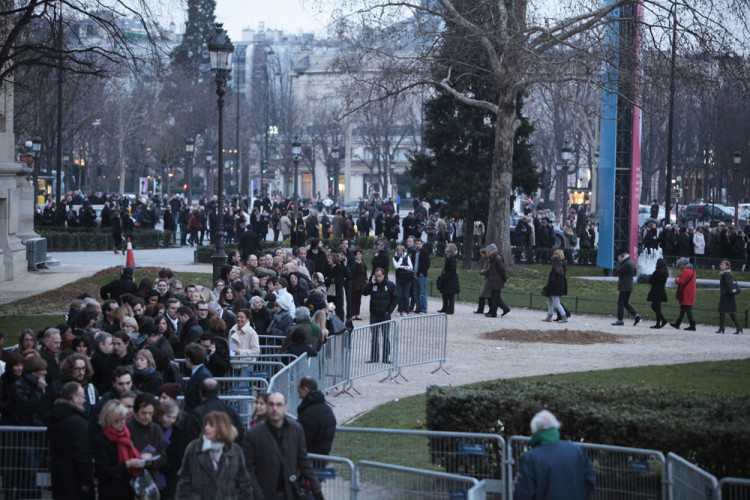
[438,243,461,314]
[176,411,251,500]
[542,255,568,323]
[474,247,492,314]
[717,260,743,334]
[392,245,414,316]
[670,257,697,331]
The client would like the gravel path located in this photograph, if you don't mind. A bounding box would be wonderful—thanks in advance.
[333,295,750,423]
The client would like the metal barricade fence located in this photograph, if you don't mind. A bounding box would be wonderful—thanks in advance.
[508,436,666,500]
[268,352,325,418]
[181,376,269,395]
[392,313,449,382]
[321,332,351,394]
[228,355,296,378]
[343,320,398,394]
[308,453,358,500]
[176,395,257,428]
[355,460,479,500]
[719,478,750,500]
[0,426,51,499]
[668,452,718,500]
[333,427,505,496]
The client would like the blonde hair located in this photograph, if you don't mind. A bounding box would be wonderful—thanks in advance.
[202,411,238,444]
[446,243,458,258]
[553,249,565,260]
[134,349,156,368]
[312,309,328,343]
[99,399,129,428]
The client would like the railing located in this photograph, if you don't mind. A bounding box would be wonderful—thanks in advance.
[392,313,449,381]
[308,453,358,500]
[668,452,718,500]
[0,426,50,499]
[356,460,480,500]
[718,477,750,500]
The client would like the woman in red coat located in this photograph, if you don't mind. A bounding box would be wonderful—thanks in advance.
[670,257,697,331]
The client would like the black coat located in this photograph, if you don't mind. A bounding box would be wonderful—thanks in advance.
[47,401,95,500]
[161,423,186,498]
[362,279,398,317]
[92,431,134,500]
[371,249,392,279]
[296,390,336,455]
[719,270,738,313]
[176,439,252,500]
[545,270,566,297]
[100,276,137,301]
[133,369,164,396]
[647,271,668,303]
[440,256,460,295]
[39,347,61,383]
[184,364,212,412]
[183,397,244,445]
[238,229,261,262]
[4,374,48,426]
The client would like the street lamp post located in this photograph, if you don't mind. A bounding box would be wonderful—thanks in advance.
[292,136,301,203]
[331,145,340,200]
[27,136,42,210]
[560,142,572,223]
[185,137,194,205]
[207,23,235,285]
[205,150,213,194]
[733,150,742,225]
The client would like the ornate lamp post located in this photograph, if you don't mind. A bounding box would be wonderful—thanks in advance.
[207,23,234,285]
[27,136,42,209]
[185,137,194,204]
[291,135,301,203]
[331,144,339,200]
[733,150,742,225]
[560,142,572,223]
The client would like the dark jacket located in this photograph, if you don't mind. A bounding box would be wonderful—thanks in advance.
[205,339,232,377]
[647,271,668,303]
[371,248,391,279]
[351,260,368,292]
[47,400,95,500]
[238,228,261,262]
[267,311,294,337]
[176,439,252,500]
[362,279,398,317]
[39,347,61,383]
[184,364,213,412]
[242,419,322,500]
[613,256,637,292]
[513,440,595,500]
[0,371,20,421]
[440,256,460,295]
[483,252,508,291]
[161,423,186,498]
[92,430,134,500]
[126,418,167,483]
[296,390,336,456]
[719,270,738,313]
[100,275,137,301]
[4,374,48,426]
[413,248,431,277]
[183,397,244,445]
[133,368,163,395]
[545,269,566,297]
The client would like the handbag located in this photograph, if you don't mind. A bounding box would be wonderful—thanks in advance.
[326,284,337,297]
[436,274,444,291]
[130,469,160,500]
[730,277,741,295]
[262,423,315,500]
[398,269,416,285]
[541,285,550,297]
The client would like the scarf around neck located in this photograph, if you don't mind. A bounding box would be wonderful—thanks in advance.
[102,424,141,477]
[530,427,561,448]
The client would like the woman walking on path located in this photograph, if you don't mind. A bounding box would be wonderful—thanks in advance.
[552,249,571,321]
[437,243,460,314]
[717,260,743,334]
[474,247,491,314]
[542,256,567,323]
[670,257,697,331]
[647,258,670,328]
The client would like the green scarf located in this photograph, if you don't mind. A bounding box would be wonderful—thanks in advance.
[529,427,560,448]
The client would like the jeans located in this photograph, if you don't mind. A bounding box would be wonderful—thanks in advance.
[617,291,638,320]
[369,314,391,362]
[416,275,428,312]
[547,296,566,316]
[397,279,412,313]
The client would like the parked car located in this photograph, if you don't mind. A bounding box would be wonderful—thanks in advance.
[679,203,734,227]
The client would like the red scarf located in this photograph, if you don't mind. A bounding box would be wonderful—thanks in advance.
[102,424,141,477]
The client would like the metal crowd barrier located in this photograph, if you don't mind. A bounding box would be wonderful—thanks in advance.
[392,313,449,382]
[176,394,257,428]
[321,332,350,394]
[308,453,358,500]
[181,376,269,396]
[356,460,480,500]
[344,320,398,393]
[333,427,505,496]
[719,477,750,500]
[508,436,666,500]
[0,426,51,499]
[668,452,718,500]
[268,352,324,418]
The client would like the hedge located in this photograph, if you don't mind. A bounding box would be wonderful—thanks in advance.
[425,381,750,478]
[38,229,173,251]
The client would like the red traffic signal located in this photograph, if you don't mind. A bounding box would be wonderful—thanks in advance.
[183,183,188,191]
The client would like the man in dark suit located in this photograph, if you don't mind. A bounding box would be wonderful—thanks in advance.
[238,225,261,263]
[99,267,137,301]
[183,343,213,411]
[183,377,244,444]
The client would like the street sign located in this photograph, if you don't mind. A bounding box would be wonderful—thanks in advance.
[19,155,34,163]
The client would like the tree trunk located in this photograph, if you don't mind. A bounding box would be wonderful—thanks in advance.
[485,96,519,264]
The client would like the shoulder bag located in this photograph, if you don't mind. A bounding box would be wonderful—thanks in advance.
[262,423,314,500]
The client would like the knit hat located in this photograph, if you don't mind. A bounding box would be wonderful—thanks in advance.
[676,257,690,267]
[158,382,181,400]
[275,293,295,312]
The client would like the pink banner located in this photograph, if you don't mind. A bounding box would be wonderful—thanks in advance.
[629,0,644,266]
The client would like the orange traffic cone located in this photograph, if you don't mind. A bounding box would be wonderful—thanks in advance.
[125,238,136,268]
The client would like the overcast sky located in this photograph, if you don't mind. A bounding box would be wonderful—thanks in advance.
[213,0,329,41]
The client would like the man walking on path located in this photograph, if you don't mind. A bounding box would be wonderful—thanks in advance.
[612,249,641,326]
[513,410,595,500]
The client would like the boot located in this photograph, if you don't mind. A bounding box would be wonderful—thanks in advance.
[542,314,553,322]
[735,328,743,335]
[650,322,661,329]
[658,316,669,328]
[684,322,696,331]
[670,322,681,329]
[715,327,725,334]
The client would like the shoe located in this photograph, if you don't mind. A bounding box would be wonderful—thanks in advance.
[566,313,572,318]
[650,324,661,329]
[543,314,553,322]
[485,313,497,318]
[559,318,568,323]
[633,315,641,326]
[404,312,409,316]
[684,323,696,331]
[670,322,680,329]
[735,329,743,335]
[437,309,445,313]
[553,317,561,322]
[611,320,624,326]
[715,328,725,334]
[473,310,484,314]
[501,309,511,317]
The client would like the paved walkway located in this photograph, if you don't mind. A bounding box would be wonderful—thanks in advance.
[1,248,747,425]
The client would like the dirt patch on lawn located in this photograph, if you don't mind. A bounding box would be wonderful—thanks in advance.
[481,329,626,345]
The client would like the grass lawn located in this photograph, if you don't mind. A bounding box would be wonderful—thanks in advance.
[346,358,750,430]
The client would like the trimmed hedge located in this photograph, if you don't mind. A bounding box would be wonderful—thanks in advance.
[425,381,750,478]
[38,229,173,251]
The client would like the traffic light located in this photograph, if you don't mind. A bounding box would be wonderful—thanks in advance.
[262,160,268,174]
[183,183,188,191]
